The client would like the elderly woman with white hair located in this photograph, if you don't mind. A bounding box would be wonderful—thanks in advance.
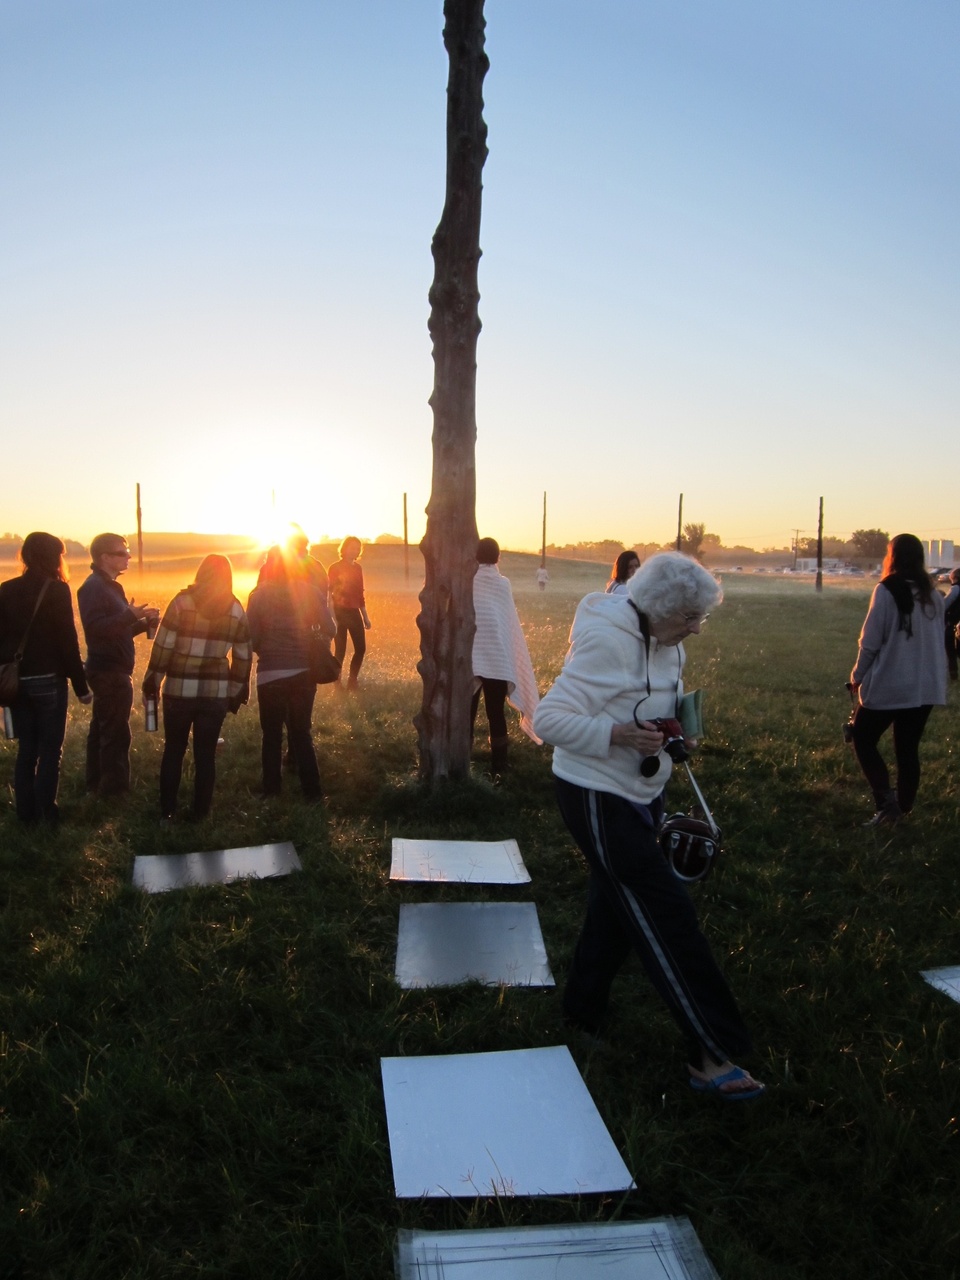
[533,552,765,1101]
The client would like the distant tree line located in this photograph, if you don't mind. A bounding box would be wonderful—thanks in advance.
[1,534,87,561]
[546,525,892,567]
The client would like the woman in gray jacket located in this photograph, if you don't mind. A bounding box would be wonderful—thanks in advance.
[850,533,947,827]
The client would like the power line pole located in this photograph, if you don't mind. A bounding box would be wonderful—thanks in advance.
[403,492,409,585]
[136,482,144,577]
[540,491,547,567]
[816,497,824,593]
[676,494,683,552]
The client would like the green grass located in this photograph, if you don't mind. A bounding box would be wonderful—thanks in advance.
[1,566,958,1278]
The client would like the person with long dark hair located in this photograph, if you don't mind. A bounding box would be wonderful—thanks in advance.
[246,545,334,800]
[142,555,251,823]
[0,533,92,822]
[850,533,947,826]
[605,550,641,595]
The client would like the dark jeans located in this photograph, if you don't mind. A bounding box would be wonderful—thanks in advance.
[160,695,228,819]
[11,675,68,822]
[471,678,508,742]
[258,674,321,797]
[945,627,958,680]
[85,669,133,796]
[852,703,933,813]
[333,607,366,686]
[555,777,752,1066]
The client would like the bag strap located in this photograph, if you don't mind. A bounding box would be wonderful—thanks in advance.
[682,760,720,840]
[14,579,51,661]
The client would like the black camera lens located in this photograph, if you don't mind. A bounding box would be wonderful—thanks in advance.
[663,737,689,764]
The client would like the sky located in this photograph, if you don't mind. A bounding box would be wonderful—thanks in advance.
[2,0,958,554]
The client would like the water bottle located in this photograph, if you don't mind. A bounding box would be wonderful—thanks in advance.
[3,706,15,740]
[144,694,158,732]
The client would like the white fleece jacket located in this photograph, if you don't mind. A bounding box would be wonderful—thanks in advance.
[533,592,684,803]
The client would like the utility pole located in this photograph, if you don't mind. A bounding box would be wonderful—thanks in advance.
[540,491,547,567]
[676,494,683,552]
[792,529,801,570]
[136,482,144,577]
[403,492,409,585]
[816,498,824,593]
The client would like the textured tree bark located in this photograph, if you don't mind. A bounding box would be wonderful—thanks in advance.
[415,0,488,781]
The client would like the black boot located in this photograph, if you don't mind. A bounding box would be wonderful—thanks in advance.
[490,735,509,778]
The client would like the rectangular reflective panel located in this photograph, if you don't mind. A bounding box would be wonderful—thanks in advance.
[381,1046,634,1198]
[132,842,301,893]
[390,838,530,884]
[395,1219,720,1280]
[395,902,554,989]
[921,965,960,1003]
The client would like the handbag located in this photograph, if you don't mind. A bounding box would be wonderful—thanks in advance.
[659,761,723,883]
[0,580,50,707]
[308,626,342,685]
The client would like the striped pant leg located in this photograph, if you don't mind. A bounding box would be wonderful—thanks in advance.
[556,777,752,1066]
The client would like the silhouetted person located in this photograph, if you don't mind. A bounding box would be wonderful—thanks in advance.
[328,537,371,691]
[142,555,251,823]
[471,537,541,777]
[0,532,92,823]
[78,533,159,797]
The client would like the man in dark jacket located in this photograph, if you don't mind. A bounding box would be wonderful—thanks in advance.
[77,533,159,796]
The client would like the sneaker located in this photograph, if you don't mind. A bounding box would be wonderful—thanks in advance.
[863,802,902,828]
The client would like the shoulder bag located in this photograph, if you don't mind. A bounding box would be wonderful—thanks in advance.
[308,624,342,685]
[0,580,51,706]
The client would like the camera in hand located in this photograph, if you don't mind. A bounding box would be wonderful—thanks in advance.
[639,717,689,777]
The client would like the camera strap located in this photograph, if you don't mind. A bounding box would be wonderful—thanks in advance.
[682,761,720,840]
[628,600,681,713]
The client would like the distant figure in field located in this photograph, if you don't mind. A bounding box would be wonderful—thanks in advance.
[605,550,641,595]
[78,533,159,797]
[472,537,542,777]
[536,565,549,592]
[286,524,329,602]
[0,532,92,823]
[849,533,947,827]
[328,537,371,691]
[246,545,334,800]
[142,555,251,823]
[941,568,960,681]
[534,552,765,1101]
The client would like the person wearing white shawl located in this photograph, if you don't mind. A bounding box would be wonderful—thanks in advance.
[472,537,542,776]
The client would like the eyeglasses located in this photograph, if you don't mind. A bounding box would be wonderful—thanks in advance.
[681,612,709,625]
[107,549,131,557]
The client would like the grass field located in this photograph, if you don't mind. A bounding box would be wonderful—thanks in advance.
[1,556,958,1278]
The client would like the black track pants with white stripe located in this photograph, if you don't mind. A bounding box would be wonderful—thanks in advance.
[556,777,752,1066]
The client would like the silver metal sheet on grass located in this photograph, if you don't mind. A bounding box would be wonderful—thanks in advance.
[390,837,530,884]
[921,965,960,1003]
[396,1218,720,1279]
[380,1045,634,1198]
[132,842,301,893]
[395,902,554,988]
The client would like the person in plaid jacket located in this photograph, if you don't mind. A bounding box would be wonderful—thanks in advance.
[142,555,251,822]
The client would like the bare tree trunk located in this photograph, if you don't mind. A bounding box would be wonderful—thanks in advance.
[415,0,488,782]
